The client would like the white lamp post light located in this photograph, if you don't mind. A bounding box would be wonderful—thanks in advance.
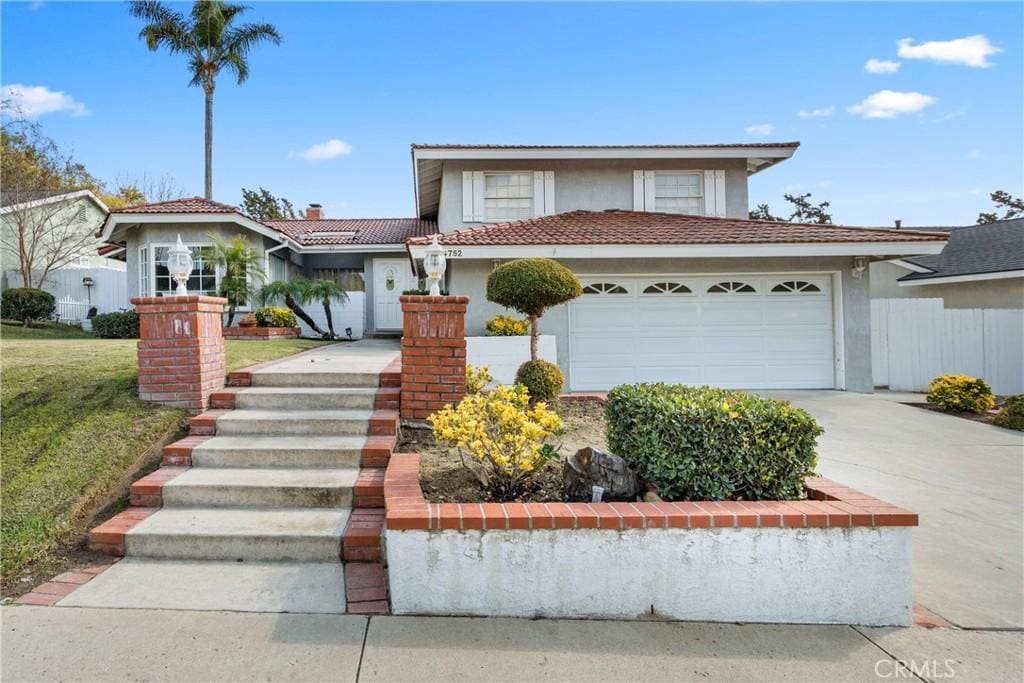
[424,235,447,296]
[166,234,194,296]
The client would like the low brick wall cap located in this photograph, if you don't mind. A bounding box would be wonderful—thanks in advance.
[399,295,470,304]
[131,295,228,306]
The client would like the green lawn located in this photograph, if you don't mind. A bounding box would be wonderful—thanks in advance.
[0,332,332,583]
[1,321,95,340]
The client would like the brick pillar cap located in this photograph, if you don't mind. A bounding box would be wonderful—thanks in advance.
[398,295,469,304]
[131,295,228,306]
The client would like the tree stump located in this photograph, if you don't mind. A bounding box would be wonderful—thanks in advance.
[563,447,640,502]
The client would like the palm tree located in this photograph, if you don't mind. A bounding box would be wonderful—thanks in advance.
[258,278,327,338]
[306,279,349,339]
[129,1,281,199]
[209,235,264,326]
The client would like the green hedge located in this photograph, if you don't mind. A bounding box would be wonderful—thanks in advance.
[993,395,1024,431]
[1,288,55,323]
[254,306,297,328]
[606,383,823,501]
[91,311,140,338]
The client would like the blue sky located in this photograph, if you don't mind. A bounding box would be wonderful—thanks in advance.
[2,1,1021,226]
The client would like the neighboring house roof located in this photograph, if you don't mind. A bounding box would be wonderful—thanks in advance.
[0,188,108,214]
[407,210,949,247]
[898,218,1024,284]
[115,196,239,214]
[411,141,801,219]
[263,218,438,246]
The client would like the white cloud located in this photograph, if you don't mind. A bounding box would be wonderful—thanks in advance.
[848,90,936,119]
[744,123,774,137]
[935,108,967,122]
[897,34,1002,68]
[865,58,901,74]
[0,84,88,118]
[295,138,352,162]
[798,105,835,118]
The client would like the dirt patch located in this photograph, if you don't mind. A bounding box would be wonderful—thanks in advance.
[905,401,1004,427]
[398,399,609,503]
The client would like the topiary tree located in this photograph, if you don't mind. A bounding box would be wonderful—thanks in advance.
[486,258,581,360]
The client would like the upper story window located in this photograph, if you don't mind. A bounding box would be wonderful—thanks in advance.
[634,169,726,217]
[653,173,703,215]
[462,171,554,223]
[484,173,534,221]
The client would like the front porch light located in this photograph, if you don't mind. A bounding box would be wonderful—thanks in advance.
[424,235,447,296]
[167,235,194,295]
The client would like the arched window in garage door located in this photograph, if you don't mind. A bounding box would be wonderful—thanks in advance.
[707,281,756,294]
[582,282,629,294]
[770,280,822,293]
[642,282,692,294]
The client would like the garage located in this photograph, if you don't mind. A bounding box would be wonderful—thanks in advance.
[568,275,836,391]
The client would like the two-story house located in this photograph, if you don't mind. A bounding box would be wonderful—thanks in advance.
[98,141,947,391]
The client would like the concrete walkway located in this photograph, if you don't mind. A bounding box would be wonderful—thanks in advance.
[3,607,1021,682]
[771,391,1024,630]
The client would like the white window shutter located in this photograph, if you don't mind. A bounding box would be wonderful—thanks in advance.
[533,172,545,217]
[703,171,717,216]
[714,170,727,217]
[544,171,555,215]
[471,171,485,222]
[462,171,475,222]
[643,171,656,212]
[633,170,645,210]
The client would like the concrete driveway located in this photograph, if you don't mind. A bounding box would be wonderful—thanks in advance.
[771,391,1024,630]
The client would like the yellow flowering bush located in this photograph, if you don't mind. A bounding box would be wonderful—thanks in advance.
[926,374,995,414]
[484,314,529,337]
[465,364,493,395]
[429,383,563,498]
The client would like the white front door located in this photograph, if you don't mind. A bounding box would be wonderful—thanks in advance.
[568,275,836,391]
[373,258,419,331]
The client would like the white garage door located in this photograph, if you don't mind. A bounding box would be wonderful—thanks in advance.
[568,275,836,391]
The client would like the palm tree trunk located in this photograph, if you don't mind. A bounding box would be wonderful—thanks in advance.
[323,297,336,338]
[204,81,214,200]
[284,294,326,337]
[226,305,236,327]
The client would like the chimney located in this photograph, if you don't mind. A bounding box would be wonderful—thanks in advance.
[307,203,323,220]
[894,219,902,229]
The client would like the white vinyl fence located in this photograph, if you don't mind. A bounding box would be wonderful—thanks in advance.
[55,297,90,323]
[5,266,129,314]
[296,292,365,340]
[872,298,1024,395]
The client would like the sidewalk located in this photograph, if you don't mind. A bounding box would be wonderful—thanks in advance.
[3,607,1021,682]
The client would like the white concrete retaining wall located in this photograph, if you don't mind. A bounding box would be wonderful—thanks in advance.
[386,526,913,626]
[466,335,557,385]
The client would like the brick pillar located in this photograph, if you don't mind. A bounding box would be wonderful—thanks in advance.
[132,295,227,413]
[400,295,468,421]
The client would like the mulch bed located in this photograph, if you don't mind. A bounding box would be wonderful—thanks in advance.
[397,399,609,504]
[905,400,1006,427]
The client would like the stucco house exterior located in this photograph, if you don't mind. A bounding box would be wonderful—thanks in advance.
[405,143,947,393]
[99,140,949,392]
[870,218,1023,309]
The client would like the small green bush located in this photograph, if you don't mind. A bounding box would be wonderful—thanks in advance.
[926,374,995,414]
[485,314,528,336]
[993,395,1024,431]
[606,383,823,501]
[254,306,297,328]
[91,311,140,338]
[1,288,55,324]
[515,359,564,403]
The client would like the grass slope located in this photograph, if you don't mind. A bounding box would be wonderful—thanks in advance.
[1,332,331,583]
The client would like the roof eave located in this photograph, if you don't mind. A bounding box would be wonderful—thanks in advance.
[899,269,1024,286]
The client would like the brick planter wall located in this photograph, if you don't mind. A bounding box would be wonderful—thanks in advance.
[399,295,468,421]
[132,295,227,413]
[222,326,301,340]
[383,453,918,626]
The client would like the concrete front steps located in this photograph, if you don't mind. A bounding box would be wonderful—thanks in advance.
[79,341,400,614]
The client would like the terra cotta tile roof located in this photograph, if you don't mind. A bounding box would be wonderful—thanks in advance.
[410,142,802,150]
[406,210,949,247]
[115,196,239,214]
[264,218,438,246]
